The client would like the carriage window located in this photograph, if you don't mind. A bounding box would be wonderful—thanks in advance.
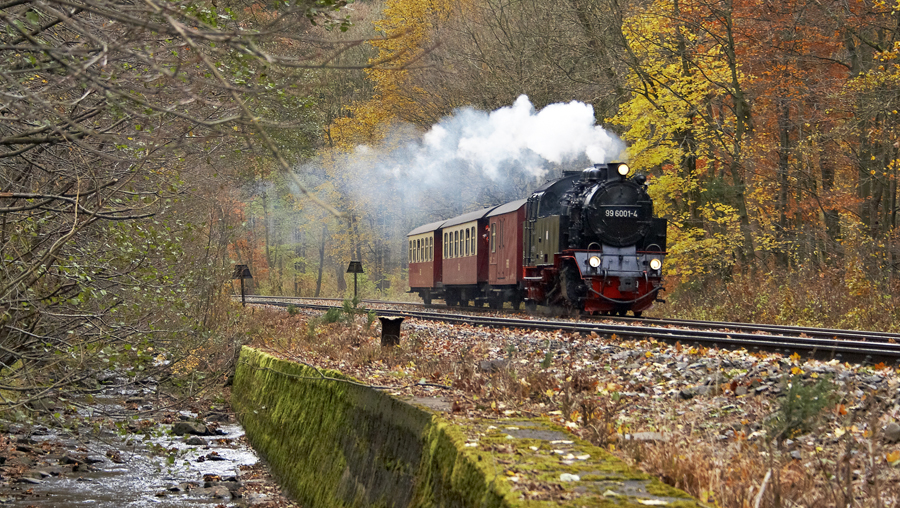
[465,229,470,256]
[444,233,448,258]
[428,237,432,261]
[471,226,476,254]
[490,223,496,252]
[409,240,413,262]
[498,222,503,248]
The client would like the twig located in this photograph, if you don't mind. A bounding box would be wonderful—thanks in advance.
[754,469,772,508]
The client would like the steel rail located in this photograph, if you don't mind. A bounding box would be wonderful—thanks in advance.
[242,295,900,345]
[240,296,900,365]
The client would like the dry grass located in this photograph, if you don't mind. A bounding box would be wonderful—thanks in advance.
[238,305,900,508]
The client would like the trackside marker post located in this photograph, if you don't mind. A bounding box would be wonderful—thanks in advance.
[232,264,253,307]
[346,261,363,301]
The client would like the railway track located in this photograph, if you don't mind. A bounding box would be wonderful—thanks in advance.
[239,295,900,365]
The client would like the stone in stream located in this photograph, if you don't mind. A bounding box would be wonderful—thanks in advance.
[185,436,206,446]
[884,422,900,443]
[172,421,210,436]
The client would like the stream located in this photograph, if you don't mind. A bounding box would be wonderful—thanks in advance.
[0,381,272,507]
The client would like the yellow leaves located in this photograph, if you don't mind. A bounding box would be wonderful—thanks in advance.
[886,450,900,464]
[791,366,804,375]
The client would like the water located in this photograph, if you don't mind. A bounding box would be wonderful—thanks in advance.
[2,392,262,507]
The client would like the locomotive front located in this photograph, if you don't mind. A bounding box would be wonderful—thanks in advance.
[523,163,667,316]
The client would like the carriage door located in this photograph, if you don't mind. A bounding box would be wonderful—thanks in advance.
[494,218,506,281]
[489,220,498,270]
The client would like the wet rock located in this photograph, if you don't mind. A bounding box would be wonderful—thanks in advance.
[204,411,230,423]
[679,387,696,400]
[15,477,42,485]
[8,456,35,467]
[85,456,105,464]
[60,454,85,465]
[246,492,271,505]
[208,485,232,500]
[883,422,900,443]
[185,436,206,446]
[172,421,209,436]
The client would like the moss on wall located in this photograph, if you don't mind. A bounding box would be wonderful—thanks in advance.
[232,347,704,508]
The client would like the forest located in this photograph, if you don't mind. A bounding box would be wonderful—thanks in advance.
[246,0,900,332]
[0,0,899,409]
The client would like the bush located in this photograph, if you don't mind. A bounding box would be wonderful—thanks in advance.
[767,375,837,440]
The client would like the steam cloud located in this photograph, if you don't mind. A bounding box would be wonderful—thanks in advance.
[298,95,625,220]
[416,95,623,182]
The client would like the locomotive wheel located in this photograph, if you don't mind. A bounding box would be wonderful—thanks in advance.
[616,309,627,316]
[524,300,537,313]
[445,292,459,306]
[633,311,642,317]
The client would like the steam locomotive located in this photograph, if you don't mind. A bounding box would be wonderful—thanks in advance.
[407,163,667,316]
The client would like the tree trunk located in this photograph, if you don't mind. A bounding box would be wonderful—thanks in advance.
[776,95,791,267]
[336,265,347,294]
[262,192,271,270]
[315,224,327,298]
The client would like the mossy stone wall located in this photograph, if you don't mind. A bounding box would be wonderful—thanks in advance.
[231,347,510,508]
[232,346,703,508]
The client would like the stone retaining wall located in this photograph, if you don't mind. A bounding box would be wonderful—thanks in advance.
[231,346,704,508]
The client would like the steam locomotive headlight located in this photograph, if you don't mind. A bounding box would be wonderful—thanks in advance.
[588,255,601,268]
[649,258,662,271]
[616,164,630,176]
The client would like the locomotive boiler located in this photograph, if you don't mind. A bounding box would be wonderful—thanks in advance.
[407,162,667,316]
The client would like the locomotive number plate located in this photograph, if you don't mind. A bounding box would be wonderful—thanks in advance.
[603,206,641,219]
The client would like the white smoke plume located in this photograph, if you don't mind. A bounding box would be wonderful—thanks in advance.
[295,95,625,221]
[382,95,624,186]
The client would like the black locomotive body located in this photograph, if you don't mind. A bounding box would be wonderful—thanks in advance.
[408,162,667,316]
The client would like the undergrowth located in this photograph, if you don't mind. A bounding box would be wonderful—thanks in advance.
[658,267,900,332]
[241,305,900,508]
